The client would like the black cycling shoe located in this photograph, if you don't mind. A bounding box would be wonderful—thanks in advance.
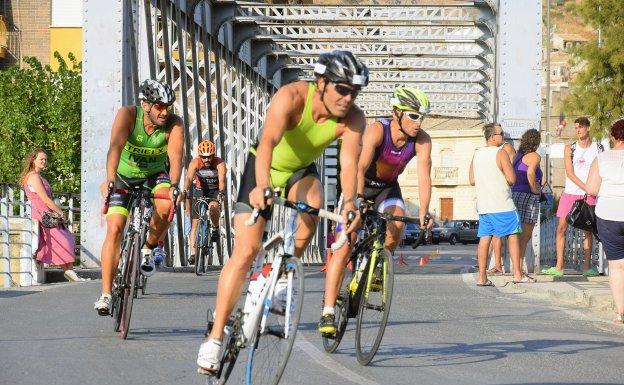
[210,229,219,242]
[188,254,195,265]
[318,313,336,335]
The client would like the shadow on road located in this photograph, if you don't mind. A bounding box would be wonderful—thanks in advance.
[0,290,40,298]
[363,339,624,368]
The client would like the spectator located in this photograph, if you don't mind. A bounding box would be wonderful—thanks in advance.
[443,217,450,226]
[19,149,84,282]
[544,117,603,277]
[490,125,516,274]
[586,119,624,324]
[511,129,542,281]
[469,123,524,286]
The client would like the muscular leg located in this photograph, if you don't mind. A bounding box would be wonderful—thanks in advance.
[508,233,523,281]
[286,176,323,256]
[554,219,568,271]
[146,187,173,247]
[209,201,220,230]
[189,218,199,255]
[100,214,127,294]
[382,205,405,253]
[206,213,266,341]
[323,232,355,310]
[518,222,535,274]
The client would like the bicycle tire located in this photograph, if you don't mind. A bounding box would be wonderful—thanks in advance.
[354,248,394,365]
[141,274,147,296]
[113,229,132,332]
[194,220,205,276]
[119,232,140,340]
[245,256,304,385]
[216,341,241,385]
[215,231,224,266]
[322,291,350,353]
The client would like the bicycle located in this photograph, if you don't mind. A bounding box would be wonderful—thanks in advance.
[200,188,348,385]
[102,183,177,340]
[193,196,224,275]
[322,206,430,365]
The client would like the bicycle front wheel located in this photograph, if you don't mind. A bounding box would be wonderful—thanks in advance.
[355,248,394,365]
[245,256,304,385]
[119,232,140,340]
[322,264,352,353]
[194,220,206,276]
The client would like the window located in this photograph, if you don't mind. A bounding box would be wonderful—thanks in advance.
[440,149,452,167]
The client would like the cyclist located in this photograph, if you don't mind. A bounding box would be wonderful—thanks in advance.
[319,86,433,335]
[196,50,369,373]
[94,79,184,315]
[183,139,226,265]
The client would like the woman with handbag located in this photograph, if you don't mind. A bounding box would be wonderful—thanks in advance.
[586,119,624,324]
[19,149,84,282]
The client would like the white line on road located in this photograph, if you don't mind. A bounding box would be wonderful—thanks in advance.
[295,334,380,385]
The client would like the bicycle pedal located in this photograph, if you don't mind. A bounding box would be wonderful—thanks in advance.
[321,332,337,339]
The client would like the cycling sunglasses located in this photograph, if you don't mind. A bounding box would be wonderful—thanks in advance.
[405,112,424,121]
[333,83,360,98]
[152,103,173,112]
[200,155,213,160]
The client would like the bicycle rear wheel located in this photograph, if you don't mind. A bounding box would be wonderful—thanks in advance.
[355,248,394,365]
[245,256,304,385]
[119,232,140,340]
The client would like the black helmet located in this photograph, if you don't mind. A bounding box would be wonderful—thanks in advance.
[314,50,369,87]
[138,79,176,105]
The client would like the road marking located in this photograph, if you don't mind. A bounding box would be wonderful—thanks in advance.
[295,334,380,385]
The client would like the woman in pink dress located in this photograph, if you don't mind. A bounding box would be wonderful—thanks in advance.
[19,149,84,282]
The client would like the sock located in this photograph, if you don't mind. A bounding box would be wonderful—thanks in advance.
[322,306,335,316]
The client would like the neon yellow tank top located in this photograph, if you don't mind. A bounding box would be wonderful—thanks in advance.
[252,83,338,188]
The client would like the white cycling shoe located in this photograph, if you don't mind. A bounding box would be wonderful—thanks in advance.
[197,338,222,375]
[140,249,156,277]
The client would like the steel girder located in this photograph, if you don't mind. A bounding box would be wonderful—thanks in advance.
[234,2,494,23]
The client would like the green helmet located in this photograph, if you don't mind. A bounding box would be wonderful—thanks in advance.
[390,86,430,114]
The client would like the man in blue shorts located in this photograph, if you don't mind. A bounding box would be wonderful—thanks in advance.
[469,123,524,286]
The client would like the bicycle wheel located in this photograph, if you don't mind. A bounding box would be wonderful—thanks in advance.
[141,274,148,296]
[119,232,140,339]
[245,256,304,385]
[322,265,352,353]
[355,248,394,365]
[194,220,205,276]
[215,233,224,266]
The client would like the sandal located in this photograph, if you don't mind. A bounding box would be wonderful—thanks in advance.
[487,267,504,275]
[476,279,495,287]
[614,313,624,324]
[512,275,535,284]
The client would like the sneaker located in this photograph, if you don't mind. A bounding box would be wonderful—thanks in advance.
[188,254,195,265]
[318,313,336,335]
[140,249,156,277]
[541,266,563,277]
[210,228,219,242]
[197,338,222,374]
[583,267,599,277]
[64,270,86,282]
[153,245,166,266]
[94,293,112,316]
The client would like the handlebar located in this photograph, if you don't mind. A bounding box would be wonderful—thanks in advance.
[244,188,352,250]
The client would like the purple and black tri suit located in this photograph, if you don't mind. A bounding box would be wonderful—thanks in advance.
[362,118,417,211]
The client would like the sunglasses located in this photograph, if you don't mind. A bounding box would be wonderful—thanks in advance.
[200,155,213,160]
[405,112,424,121]
[333,83,360,98]
[152,103,173,112]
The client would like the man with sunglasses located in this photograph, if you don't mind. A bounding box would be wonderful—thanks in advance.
[94,79,184,315]
[197,50,369,374]
[319,86,433,335]
[183,140,226,265]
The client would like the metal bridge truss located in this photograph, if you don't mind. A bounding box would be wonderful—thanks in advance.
[82,0,542,267]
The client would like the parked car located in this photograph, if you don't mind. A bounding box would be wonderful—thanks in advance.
[457,220,480,244]
[401,221,434,246]
[432,221,460,245]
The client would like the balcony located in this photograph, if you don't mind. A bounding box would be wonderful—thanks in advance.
[432,167,459,186]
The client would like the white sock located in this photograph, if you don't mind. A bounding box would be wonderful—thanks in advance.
[322,306,335,316]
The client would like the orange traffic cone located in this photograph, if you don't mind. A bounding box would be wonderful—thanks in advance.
[419,255,430,266]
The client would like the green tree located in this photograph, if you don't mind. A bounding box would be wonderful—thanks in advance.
[564,0,624,138]
[0,52,82,192]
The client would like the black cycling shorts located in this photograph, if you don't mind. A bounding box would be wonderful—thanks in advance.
[362,182,404,212]
[190,186,219,219]
[107,172,171,217]
[234,152,319,221]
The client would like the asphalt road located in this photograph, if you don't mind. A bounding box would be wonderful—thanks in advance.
[2,244,624,385]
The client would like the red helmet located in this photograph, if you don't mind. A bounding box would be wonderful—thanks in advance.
[198,140,216,156]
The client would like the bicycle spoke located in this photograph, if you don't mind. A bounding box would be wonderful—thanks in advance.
[246,257,304,385]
